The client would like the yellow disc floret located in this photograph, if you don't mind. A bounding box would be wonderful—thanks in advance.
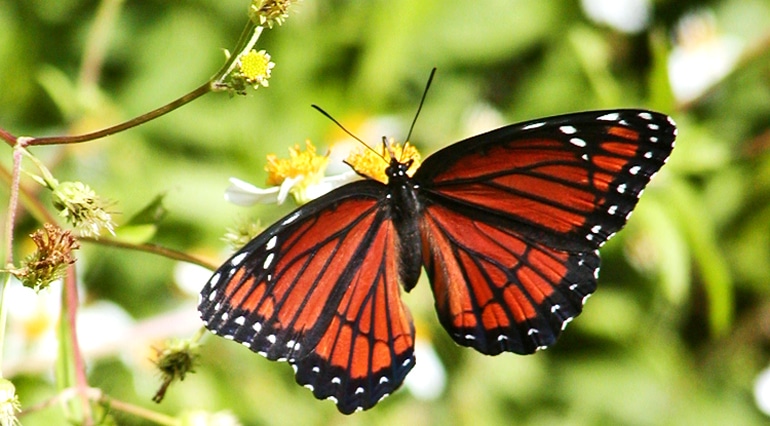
[346,140,421,184]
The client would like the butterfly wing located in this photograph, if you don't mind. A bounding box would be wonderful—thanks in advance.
[198,181,415,414]
[415,110,676,354]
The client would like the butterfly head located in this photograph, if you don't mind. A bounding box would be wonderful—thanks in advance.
[344,139,422,184]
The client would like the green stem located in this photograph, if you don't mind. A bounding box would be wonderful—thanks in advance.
[212,22,264,86]
[25,82,212,147]
[79,237,217,270]
[57,265,93,425]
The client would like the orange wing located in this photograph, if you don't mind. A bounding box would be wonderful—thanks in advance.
[198,181,415,414]
[420,203,599,355]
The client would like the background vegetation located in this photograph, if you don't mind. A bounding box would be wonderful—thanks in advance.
[2,0,770,425]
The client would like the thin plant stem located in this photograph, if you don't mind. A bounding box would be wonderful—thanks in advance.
[79,237,218,271]
[25,82,212,147]
[57,264,93,425]
[214,23,264,86]
[0,146,24,375]
[21,387,179,426]
[0,128,14,147]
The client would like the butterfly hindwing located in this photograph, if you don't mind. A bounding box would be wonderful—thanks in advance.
[420,203,599,355]
[198,180,415,414]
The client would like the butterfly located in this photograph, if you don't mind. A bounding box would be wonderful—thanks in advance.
[198,109,676,414]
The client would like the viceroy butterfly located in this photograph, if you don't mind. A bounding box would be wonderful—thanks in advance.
[198,107,676,414]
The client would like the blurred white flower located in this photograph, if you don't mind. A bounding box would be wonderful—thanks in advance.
[404,339,446,400]
[668,10,743,103]
[4,279,135,375]
[755,365,770,416]
[581,0,651,34]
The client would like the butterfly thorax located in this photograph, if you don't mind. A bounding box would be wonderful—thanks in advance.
[386,158,423,292]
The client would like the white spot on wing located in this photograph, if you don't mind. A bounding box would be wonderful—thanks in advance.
[608,205,618,215]
[312,366,321,373]
[230,252,248,266]
[379,376,389,384]
[560,125,577,134]
[209,272,221,287]
[234,316,245,325]
[332,377,341,384]
[597,112,620,121]
[253,322,262,333]
[355,387,364,395]
[266,235,278,250]
[304,384,314,391]
[638,112,652,120]
[523,121,546,130]
[208,290,217,302]
[267,334,276,344]
[570,137,587,147]
[263,253,275,269]
[617,183,627,194]
[629,165,641,175]
[282,212,301,225]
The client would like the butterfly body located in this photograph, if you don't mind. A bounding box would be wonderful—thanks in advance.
[199,109,676,414]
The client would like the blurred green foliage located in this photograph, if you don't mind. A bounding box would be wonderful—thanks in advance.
[2,0,770,425]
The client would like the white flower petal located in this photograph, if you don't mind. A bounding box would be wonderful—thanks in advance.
[277,176,303,205]
[225,178,280,206]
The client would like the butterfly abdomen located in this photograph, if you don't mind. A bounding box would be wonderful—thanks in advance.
[386,158,424,293]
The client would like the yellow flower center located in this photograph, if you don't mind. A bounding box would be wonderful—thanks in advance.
[346,140,421,184]
[265,140,329,186]
[240,50,273,85]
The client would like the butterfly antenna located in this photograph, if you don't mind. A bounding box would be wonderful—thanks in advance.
[403,67,437,152]
[311,104,385,160]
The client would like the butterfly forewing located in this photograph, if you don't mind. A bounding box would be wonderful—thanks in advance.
[199,180,415,414]
[414,110,676,252]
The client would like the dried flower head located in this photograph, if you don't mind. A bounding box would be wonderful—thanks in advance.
[249,0,295,28]
[152,338,200,403]
[11,224,80,292]
[51,181,116,238]
[346,140,422,184]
